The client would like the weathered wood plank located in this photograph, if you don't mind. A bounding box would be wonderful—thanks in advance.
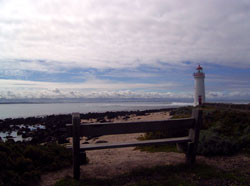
[72,113,80,180]
[67,118,194,137]
[186,109,202,166]
[67,136,191,151]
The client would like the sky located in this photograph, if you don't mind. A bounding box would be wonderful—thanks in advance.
[0,0,250,102]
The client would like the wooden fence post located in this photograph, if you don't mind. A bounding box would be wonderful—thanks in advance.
[72,113,80,180]
[186,109,202,166]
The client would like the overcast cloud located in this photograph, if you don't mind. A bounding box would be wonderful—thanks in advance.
[1,0,250,101]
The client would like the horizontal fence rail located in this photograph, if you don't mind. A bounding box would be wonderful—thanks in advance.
[67,118,194,137]
[67,136,192,151]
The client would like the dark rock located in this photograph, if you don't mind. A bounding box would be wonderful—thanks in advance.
[22,132,32,138]
[44,136,52,142]
[86,136,100,140]
[58,136,69,144]
[123,115,130,120]
[23,127,31,133]
[11,125,20,130]
[82,141,89,144]
[95,140,108,144]
[17,130,23,135]
[30,137,40,144]
[6,135,13,139]
[96,117,105,122]
[6,139,15,143]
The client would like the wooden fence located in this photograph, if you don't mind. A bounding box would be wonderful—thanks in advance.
[67,109,202,180]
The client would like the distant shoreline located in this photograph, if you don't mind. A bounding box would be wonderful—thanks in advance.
[0,98,192,104]
[0,100,250,105]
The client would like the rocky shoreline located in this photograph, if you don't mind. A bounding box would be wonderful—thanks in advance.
[0,108,178,144]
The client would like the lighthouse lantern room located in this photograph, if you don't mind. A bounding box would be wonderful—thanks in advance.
[193,65,205,106]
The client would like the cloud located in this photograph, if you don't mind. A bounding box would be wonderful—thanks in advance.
[0,78,190,100]
[0,78,249,101]
[1,0,250,70]
[1,0,250,102]
[0,88,193,100]
[207,91,225,98]
[0,78,176,90]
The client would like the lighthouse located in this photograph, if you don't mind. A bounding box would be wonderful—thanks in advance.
[193,65,205,106]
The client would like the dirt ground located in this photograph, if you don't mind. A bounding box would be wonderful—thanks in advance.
[39,111,250,186]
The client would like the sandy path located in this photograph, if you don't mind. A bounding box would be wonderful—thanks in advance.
[39,149,185,186]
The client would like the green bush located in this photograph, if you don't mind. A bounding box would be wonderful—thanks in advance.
[141,107,250,156]
[169,106,192,118]
[197,130,240,156]
[197,108,250,156]
[0,142,72,186]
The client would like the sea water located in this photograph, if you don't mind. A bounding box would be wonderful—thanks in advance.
[0,101,192,119]
[0,124,45,142]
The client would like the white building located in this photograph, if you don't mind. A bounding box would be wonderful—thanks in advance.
[193,65,205,106]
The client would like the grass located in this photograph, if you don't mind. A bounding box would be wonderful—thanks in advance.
[54,162,250,186]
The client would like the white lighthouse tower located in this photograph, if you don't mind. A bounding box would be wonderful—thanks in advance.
[193,65,205,106]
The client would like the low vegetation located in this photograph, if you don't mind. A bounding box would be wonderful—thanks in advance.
[54,162,250,186]
[0,142,72,186]
[139,105,250,156]
[198,106,250,156]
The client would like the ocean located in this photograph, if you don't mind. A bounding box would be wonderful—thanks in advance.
[0,101,193,119]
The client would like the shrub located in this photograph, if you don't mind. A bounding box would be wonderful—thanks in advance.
[197,108,250,156]
[197,130,240,156]
[0,142,72,186]
[143,106,250,156]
